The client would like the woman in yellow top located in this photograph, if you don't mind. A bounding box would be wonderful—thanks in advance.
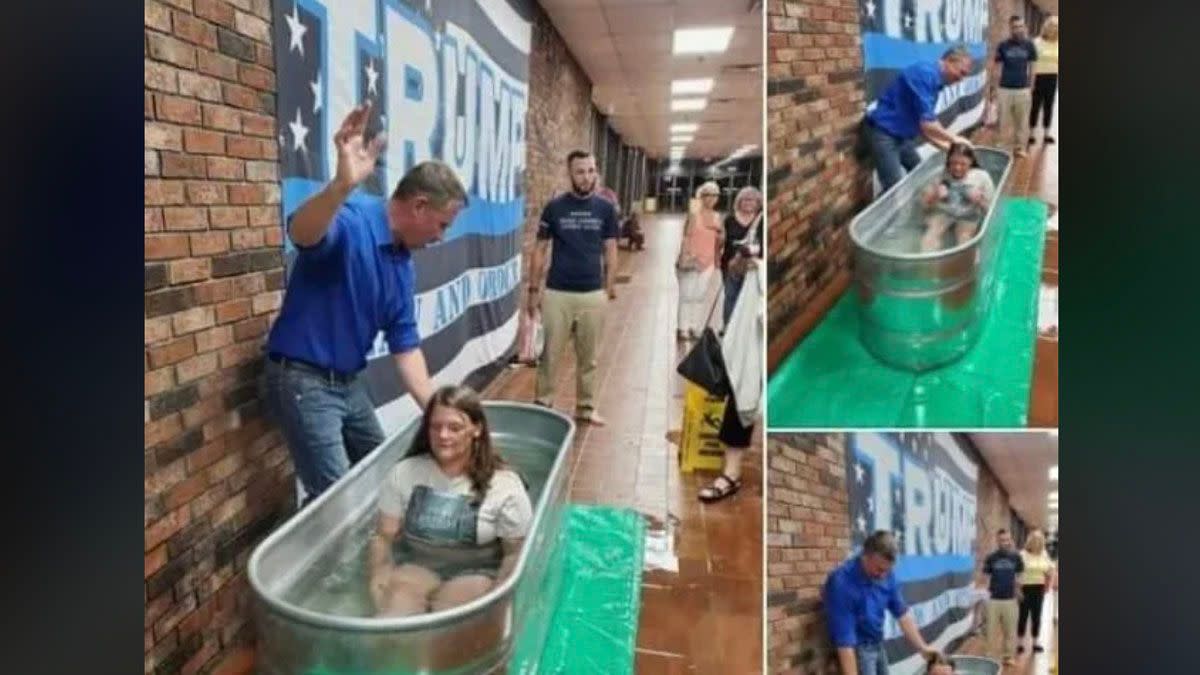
[1017,529,1056,654]
[1029,16,1059,146]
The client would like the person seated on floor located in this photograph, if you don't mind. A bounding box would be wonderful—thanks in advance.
[919,142,995,252]
[367,385,532,617]
[925,652,956,675]
[622,212,646,250]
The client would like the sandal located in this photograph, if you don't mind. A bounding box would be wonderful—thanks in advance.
[574,409,607,426]
[698,474,742,503]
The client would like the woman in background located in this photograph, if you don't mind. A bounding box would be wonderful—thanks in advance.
[675,182,723,341]
[1017,528,1056,654]
[719,186,763,329]
[1029,16,1059,146]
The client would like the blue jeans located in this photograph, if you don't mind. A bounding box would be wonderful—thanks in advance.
[260,359,386,503]
[722,270,745,327]
[865,121,921,192]
[855,643,890,675]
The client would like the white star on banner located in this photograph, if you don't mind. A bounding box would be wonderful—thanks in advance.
[366,59,379,96]
[867,496,875,513]
[310,74,321,113]
[865,0,876,19]
[286,3,307,55]
[289,107,309,152]
[855,461,865,484]
[904,12,914,29]
[857,515,866,532]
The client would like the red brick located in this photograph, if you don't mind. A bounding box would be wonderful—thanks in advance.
[203,410,242,443]
[231,274,265,296]
[182,394,225,428]
[255,43,273,68]
[210,206,248,229]
[226,183,264,204]
[223,83,262,112]
[247,205,280,227]
[145,59,178,93]
[190,231,230,256]
[195,0,235,27]
[251,291,281,315]
[197,48,239,81]
[185,180,227,205]
[146,233,191,260]
[230,228,265,250]
[156,94,203,125]
[146,317,173,345]
[146,367,176,397]
[263,227,283,247]
[172,307,216,336]
[232,315,269,342]
[215,298,251,324]
[149,336,196,369]
[147,32,197,69]
[187,438,228,474]
[145,413,183,450]
[177,351,220,384]
[145,1,172,31]
[145,150,161,177]
[162,153,208,178]
[145,544,168,579]
[194,278,236,305]
[145,122,183,152]
[194,325,234,354]
[210,490,246,525]
[187,131,227,159]
[225,134,262,159]
[233,10,271,42]
[152,592,198,640]
[163,207,209,232]
[172,10,218,49]
[145,506,190,551]
[206,156,245,180]
[180,637,220,675]
[244,160,277,182]
[146,91,155,119]
[146,179,186,205]
[178,70,223,102]
[202,103,242,131]
[218,341,259,369]
[238,63,273,91]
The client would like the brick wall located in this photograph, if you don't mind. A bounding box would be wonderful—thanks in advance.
[765,0,872,356]
[144,1,294,673]
[521,4,594,286]
[766,433,851,675]
[973,454,1015,580]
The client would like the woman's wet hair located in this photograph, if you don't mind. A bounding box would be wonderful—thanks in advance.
[925,652,955,672]
[945,142,979,169]
[406,385,506,500]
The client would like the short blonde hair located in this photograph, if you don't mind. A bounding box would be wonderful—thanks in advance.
[1041,16,1058,39]
[695,181,720,198]
[1024,529,1046,554]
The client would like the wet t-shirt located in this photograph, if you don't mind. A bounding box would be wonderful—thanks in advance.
[537,192,620,292]
[377,455,533,544]
[936,168,994,221]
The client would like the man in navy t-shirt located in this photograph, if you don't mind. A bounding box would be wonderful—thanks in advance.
[824,531,940,674]
[990,15,1038,157]
[982,529,1025,665]
[526,150,619,426]
[864,46,976,191]
[261,102,468,502]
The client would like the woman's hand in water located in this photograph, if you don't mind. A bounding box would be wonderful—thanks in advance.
[368,573,392,610]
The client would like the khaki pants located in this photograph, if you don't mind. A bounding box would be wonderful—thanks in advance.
[987,598,1019,660]
[535,289,607,412]
[996,87,1032,152]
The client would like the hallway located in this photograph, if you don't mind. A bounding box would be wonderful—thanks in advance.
[483,212,764,673]
[957,589,1059,675]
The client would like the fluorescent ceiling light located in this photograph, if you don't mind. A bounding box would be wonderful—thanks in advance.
[1048,465,1058,481]
[671,78,714,95]
[671,98,707,112]
[670,135,694,143]
[670,123,699,133]
[1048,490,1058,501]
[673,27,735,55]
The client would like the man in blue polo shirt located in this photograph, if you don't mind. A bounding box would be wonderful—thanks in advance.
[864,46,976,191]
[261,102,468,502]
[824,531,940,674]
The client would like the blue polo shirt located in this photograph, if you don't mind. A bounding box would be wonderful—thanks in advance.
[823,555,909,647]
[265,195,420,374]
[867,60,945,140]
[537,192,619,292]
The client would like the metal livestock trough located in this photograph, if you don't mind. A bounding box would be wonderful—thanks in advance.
[850,147,1014,371]
[950,655,1003,674]
[248,403,576,674]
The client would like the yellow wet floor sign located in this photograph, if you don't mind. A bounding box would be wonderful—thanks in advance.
[679,382,726,473]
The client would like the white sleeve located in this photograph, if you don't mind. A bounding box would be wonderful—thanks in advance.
[493,472,534,540]
[377,460,414,518]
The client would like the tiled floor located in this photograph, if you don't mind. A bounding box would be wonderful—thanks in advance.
[976,98,1060,427]
[958,590,1059,675]
[484,212,764,673]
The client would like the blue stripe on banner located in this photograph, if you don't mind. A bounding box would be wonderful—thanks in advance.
[893,555,976,583]
[861,32,986,72]
[280,178,524,242]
